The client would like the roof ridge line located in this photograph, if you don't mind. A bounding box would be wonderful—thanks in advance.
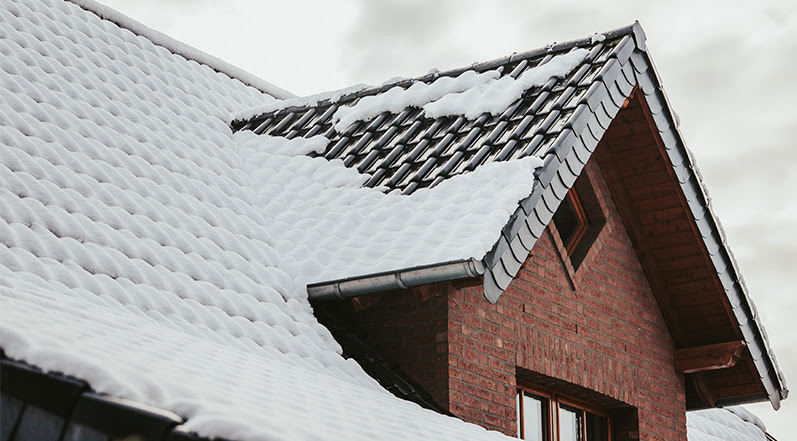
[234,23,646,125]
[64,0,295,99]
[348,22,645,101]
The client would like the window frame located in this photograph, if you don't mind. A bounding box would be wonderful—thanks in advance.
[552,188,589,256]
[516,383,612,441]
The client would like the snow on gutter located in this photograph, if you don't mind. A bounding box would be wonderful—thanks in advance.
[307,259,485,301]
[67,0,295,99]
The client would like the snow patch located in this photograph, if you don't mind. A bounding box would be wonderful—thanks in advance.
[332,69,501,132]
[331,48,589,132]
[590,33,607,43]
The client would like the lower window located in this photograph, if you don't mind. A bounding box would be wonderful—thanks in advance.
[516,386,610,441]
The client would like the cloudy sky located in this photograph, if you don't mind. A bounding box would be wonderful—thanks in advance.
[100,0,796,435]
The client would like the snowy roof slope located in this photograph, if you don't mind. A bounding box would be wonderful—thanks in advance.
[236,131,542,289]
[687,407,769,441]
[0,0,521,440]
[234,32,637,301]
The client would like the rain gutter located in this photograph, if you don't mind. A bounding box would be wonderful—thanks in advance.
[307,259,485,302]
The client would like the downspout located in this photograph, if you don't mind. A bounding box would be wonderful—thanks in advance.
[307,259,485,302]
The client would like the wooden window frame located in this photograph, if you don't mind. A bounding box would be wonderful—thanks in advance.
[517,383,612,441]
[553,188,589,256]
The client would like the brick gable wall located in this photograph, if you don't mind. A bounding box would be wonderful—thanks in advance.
[445,158,686,440]
[320,156,687,441]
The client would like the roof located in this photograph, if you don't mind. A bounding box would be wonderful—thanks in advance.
[0,1,512,440]
[0,0,786,440]
[68,0,295,99]
[234,23,786,408]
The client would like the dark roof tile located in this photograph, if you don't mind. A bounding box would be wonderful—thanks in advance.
[235,32,630,195]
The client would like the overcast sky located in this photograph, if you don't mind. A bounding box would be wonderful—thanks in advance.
[100,0,796,435]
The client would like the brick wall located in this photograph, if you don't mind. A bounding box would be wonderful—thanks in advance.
[324,155,687,441]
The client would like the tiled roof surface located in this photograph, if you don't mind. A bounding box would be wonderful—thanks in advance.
[232,26,643,303]
[1,356,774,441]
[233,32,635,196]
[687,406,770,441]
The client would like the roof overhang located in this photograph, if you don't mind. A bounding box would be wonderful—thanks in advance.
[476,23,787,409]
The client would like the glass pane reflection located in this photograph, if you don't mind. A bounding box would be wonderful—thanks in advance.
[522,392,546,441]
[559,405,582,441]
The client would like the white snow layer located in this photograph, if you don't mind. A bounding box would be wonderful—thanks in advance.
[0,1,524,440]
[235,132,542,289]
[332,49,589,132]
[687,407,768,441]
[232,83,370,123]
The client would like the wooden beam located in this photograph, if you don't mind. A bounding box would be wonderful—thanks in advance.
[691,372,717,408]
[675,340,746,374]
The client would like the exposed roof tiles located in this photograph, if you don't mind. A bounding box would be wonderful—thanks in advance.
[233,28,637,195]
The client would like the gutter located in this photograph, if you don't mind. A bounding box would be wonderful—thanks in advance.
[307,259,485,301]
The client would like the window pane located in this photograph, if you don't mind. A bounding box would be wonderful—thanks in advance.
[517,391,521,438]
[522,393,546,441]
[553,196,579,246]
[559,406,583,441]
[585,412,608,441]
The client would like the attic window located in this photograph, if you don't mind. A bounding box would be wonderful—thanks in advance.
[550,173,607,273]
[552,188,589,256]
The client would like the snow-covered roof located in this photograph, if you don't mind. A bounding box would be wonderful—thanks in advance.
[0,0,516,439]
[687,407,771,441]
[236,22,786,408]
[0,0,786,440]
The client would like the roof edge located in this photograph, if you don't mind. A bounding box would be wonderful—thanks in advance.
[628,48,788,409]
[307,259,485,301]
[65,0,295,99]
[1,356,208,440]
[482,29,642,302]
